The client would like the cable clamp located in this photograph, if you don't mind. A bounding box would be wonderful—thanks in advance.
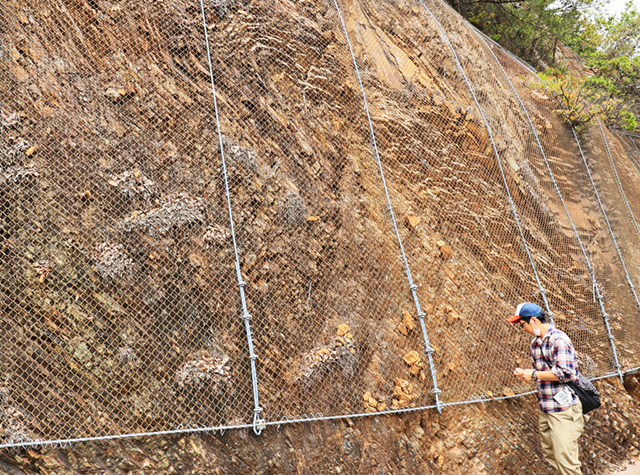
[253,411,266,435]
[417,312,425,319]
[244,313,252,321]
[410,284,418,291]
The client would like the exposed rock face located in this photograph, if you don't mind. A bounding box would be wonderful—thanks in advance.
[1,0,640,473]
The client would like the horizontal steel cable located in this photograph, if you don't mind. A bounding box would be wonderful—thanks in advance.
[0,422,252,450]
[2,365,626,450]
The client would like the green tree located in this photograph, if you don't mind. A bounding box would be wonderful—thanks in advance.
[595,2,640,59]
[451,0,600,67]
[537,68,638,130]
[449,0,640,130]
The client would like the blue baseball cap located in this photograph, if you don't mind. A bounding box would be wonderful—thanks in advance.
[507,302,543,323]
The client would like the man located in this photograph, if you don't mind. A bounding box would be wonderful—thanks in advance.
[509,302,584,475]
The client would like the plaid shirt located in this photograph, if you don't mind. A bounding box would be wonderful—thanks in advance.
[530,324,579,413]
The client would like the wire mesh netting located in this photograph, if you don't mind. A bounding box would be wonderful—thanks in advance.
[203,0,438,422]
[0,0,260,444]
[0,0,639,448]
[481,43,625,375]
[331,0,546,404]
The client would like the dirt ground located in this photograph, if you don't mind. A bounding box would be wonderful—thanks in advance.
[611,457,640,474]
[614,463,640,474]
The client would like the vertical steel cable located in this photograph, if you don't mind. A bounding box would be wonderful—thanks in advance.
[614,131,640,176]
[416,0,554,322]
[474,26,640,318]
[329,0,442,412]
[598,121,640,239]
[567,121,640,312]
[197,0,265,435]
[479,37,623,381]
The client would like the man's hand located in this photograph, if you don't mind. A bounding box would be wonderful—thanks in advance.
[514,368,535,381]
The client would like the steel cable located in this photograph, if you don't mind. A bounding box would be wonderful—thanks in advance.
[329,0,442,412]
[0,422,254,450]
[416,0,554,322]
[197,0,264,435]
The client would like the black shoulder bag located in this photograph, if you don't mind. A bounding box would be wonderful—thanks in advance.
[540,351,601,414]
[567,373,601,414]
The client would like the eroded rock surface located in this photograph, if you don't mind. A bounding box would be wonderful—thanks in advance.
[1,0,640,473]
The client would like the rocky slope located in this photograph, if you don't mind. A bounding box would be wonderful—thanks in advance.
[1,0,640,473]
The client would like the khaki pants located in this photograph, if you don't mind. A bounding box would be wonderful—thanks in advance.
[538,401,585,475]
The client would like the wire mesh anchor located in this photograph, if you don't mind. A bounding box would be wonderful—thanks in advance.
[433,388,443,414]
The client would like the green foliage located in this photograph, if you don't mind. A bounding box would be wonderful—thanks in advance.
[460,0,598,67]
[594,2,640,59]
[537,68,637,130]
[449,0,640,131]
